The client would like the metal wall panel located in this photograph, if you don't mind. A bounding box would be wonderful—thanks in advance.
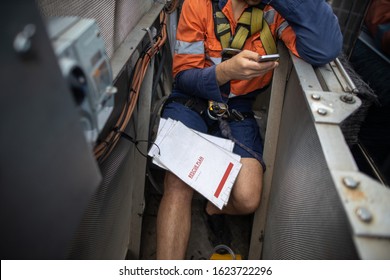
[250,47,390,260]
[262,69,358,259]
[114,0,153,52]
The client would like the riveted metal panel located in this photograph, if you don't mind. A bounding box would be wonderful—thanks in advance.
[262,69,359,259]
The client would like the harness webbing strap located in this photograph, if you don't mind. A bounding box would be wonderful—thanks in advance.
[215,10,231,49]
[212,0,277,54]
[230,26,249,49]
[260,18,277,55]
[215,11,230,34]
[238,11,252,25]
[252,8,263,34]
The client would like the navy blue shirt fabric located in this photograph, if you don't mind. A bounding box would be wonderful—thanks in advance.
[270,0,343,66]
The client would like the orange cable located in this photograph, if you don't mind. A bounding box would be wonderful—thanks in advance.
[94,12,168,162]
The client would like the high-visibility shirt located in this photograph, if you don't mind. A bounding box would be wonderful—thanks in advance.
[173,0,298,98]
[173,0,342,101]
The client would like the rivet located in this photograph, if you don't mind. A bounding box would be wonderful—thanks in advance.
[317,108,328,116]
[342,177,359,189]
[311,94,321,101]
[356,207,373,223]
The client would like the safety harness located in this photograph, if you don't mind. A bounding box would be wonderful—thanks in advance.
[212,0,277,55]
[165,1,278,123]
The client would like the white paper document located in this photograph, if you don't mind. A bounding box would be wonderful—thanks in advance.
[148,118,242,209]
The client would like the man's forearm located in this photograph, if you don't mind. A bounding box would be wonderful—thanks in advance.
[216,61,231,86]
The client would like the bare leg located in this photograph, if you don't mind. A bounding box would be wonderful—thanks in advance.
[156,171,194,259]
[206,158,263,215]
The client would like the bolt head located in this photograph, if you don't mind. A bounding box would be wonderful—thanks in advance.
[356,207,373,223]
[317,108,328,116]
[311,94,321,101]
[343,176,359,189]
[14,34,31,53]
[340,94,356,104]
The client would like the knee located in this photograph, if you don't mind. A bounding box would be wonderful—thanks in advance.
[232,186,262,214]
[230,158,263,214]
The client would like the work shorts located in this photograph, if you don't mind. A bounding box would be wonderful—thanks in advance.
[161,100,266,171]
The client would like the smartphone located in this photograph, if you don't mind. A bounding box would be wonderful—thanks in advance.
[258,54,280,62]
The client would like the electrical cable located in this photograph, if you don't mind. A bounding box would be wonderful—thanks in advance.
[94,11,168,162]
[145,58,170,195]
[116,129,161,158]
[151,48,167,103]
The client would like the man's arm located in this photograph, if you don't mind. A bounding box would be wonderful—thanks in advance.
[175,51,278,101]
[172,0,225,100]
[271,0,343,66]
[174,66,224,102]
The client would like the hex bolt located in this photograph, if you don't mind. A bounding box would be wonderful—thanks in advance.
[311,94,321,101]
[342,176,359,189]
[356,207,373,223]
[340,94,356,104]
[14,24,36,54]
[317,108,328,116]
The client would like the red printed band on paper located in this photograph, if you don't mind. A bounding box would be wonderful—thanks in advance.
[214,162,234,198]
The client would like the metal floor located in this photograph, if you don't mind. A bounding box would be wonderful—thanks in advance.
[139,169,253,260]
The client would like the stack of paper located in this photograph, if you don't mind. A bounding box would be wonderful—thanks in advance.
[148,118,242,209]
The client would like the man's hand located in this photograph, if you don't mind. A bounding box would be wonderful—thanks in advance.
[216,50,278,85]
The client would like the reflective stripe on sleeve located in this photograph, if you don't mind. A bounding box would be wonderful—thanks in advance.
[207,55,222,65]
[276,21,289,38]
[264,9,275,26]
[175,40,204,54]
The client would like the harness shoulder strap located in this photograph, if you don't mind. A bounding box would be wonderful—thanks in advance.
[260,16,277,55]
[211,1,277,54]
[212,0,231,49]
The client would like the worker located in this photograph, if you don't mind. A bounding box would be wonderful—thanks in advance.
[156,0,342,259]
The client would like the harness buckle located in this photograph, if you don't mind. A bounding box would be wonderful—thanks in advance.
[207,100,229,120]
